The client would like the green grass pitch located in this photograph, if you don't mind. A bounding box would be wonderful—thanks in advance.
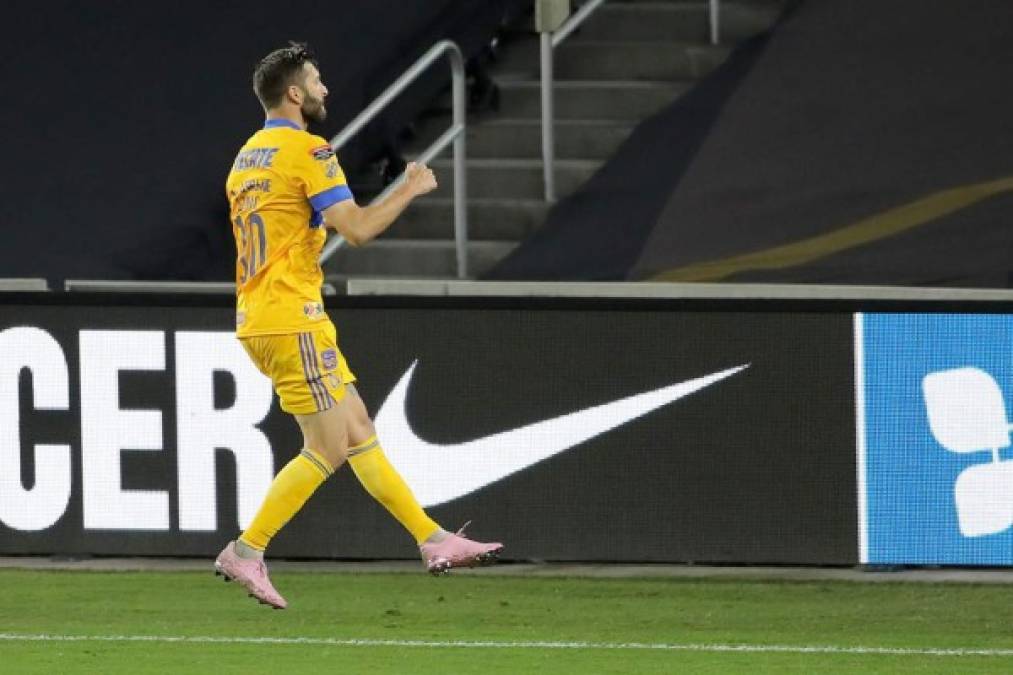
[2,568,1013,673]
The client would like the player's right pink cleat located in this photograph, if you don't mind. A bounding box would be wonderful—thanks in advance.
[420,522,503,576]
[214,541,287,609]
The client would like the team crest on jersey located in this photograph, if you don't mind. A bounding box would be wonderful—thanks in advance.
[236,311,246,327]
[303,302,325,320]
[321,349,338,371]
[310,145,335,161]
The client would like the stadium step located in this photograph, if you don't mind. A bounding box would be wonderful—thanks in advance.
[386,198,550,241]
[408,118,635,160]
[429,158,601,201]
[440,80,692,121]
[495,41,731,82]
[324,0,785,281]
[512,1,782,43]
[326,239,516,279]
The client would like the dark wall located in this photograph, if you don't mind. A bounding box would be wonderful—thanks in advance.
[0,1,526,286]
[491,0,1013,287]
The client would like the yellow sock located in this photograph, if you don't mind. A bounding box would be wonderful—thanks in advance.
[239,448,334,551]
[348,435,440,544]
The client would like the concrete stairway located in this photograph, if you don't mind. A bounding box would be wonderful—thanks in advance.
[324,0,783,282]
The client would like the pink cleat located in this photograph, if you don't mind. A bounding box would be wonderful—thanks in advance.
[420,522,503,576]
[214,541,287,609]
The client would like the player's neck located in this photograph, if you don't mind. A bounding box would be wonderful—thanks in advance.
[265,107,306,130]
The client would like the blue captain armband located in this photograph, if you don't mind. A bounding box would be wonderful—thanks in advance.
[309,184,353,212]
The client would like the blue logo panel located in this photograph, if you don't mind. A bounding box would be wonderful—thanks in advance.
[862,313,1013,565]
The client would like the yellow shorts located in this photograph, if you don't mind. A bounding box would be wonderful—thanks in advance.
[240,323,357,415]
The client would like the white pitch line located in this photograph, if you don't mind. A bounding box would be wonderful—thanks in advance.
[0,633,1011,657]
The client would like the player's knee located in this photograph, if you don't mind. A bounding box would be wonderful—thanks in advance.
[300,421,349,469]
[350,417,377,445]
[314,440,348,469]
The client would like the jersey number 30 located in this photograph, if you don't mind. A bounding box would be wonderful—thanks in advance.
[235,213,267,283]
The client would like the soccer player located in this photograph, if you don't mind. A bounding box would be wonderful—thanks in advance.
[215,43,502,609]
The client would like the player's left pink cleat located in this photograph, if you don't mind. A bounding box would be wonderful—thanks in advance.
[420,522,503,575]
[214,541,288,609]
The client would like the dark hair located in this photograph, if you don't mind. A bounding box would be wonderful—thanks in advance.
[252,42,317,109]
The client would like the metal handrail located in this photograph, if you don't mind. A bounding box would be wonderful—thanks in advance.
[0,278,49,292]
[551,0,606,48]
[538,0,607,202]
[539,0,721,201]
[320,39,469,278]
[710,0,721,46]
[552,0,721,48]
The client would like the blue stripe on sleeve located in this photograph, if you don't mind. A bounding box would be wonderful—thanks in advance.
[309,184,353,212]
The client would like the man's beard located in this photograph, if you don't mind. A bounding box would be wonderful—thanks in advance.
[302,97,327,125]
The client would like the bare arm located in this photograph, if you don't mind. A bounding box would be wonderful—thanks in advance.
[321,162,437,246]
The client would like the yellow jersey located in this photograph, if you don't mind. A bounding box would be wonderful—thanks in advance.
[226,119,352,337]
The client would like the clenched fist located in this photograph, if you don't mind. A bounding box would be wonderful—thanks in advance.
[404,161,438,197]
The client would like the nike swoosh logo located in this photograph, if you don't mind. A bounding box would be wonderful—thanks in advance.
[374,362,750,507]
